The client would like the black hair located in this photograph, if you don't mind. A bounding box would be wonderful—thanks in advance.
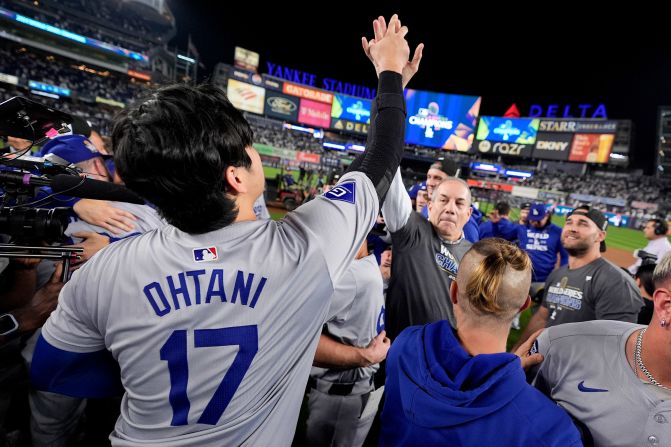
[113,84,253,233]
[495,201,511,216]
[635,263,656,297]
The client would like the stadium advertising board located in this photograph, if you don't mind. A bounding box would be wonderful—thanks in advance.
[0,73,18,85]
[234,46,260,72]
[538,119,618,133]
[331,94,371,123]
[28,80,70,97]
[404,89,481,151]
[227,79,265,114]
[532,132,573,161]
[296,151,321,164]
[264,91,299,122]
[298,98,331,128]
[466,179,513,192]
[330,119,368,135]
[476,117,540,144]
[568,133,614,163]
[283,82,333,104]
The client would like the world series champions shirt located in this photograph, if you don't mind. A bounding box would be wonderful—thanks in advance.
[541,257,642,327]
[382,170,471,339]
[38,170,379,447]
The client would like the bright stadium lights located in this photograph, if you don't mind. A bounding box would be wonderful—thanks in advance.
[347,144,365,152]
[505,170,532,178]
[30,90,59,99]
[177,54,196,64]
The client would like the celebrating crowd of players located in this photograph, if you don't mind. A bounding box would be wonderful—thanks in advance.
[1,13,671,447]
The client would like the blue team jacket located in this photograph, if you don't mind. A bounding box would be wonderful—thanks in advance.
[380,321,583,447]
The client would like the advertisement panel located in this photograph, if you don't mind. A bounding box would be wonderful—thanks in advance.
[466,179,513,192]
[331,94,371,123]
[532,132,573,161]
[330,118,369,135]
[283,82,333,104]
[296,151,321,164]
[404,89,481,151]
[264,91,299,122]
[234,46,260,72]
[298,98,331,128]
[0,73,18,85]
[568,133,614,163]
[28,80,70,97]
[476,117,540,144]
[538,119,618,133]
[227,79,265,114]
[473,140,533,158]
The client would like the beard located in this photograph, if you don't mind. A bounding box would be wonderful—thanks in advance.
[563,238,591,257]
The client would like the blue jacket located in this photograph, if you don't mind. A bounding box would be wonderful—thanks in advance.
[380,321,582,447]
[421,205,481,243]
[479,216,517,241]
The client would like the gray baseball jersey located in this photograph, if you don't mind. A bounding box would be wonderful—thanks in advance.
[35,202,166,289]
[542,257,643,326]
[41,171,378,447]
[311,253,385,383]
[65,202,166,242]
[382,169,471,338]
[533,320,671,447]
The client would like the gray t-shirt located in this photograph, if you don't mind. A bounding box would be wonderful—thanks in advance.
[533,320,671,447]
[382,170,471,339]
[311,254,385,384]
[41,171,378,447]
[542,257,643,327]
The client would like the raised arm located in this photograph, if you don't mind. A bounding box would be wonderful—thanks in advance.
[347,14,414,204]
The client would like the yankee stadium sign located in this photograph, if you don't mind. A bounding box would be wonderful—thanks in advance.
[266,61,376,99]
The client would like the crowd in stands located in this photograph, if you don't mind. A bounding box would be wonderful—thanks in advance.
[0,42,148,104]
[0,0,172,53]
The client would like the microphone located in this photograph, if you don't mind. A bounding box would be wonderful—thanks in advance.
[0,170,52,187]
[50,175,145,204]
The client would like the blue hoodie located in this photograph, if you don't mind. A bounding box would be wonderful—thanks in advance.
[380,321,582,447]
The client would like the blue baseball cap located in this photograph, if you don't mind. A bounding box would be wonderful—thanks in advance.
[40,134,102,164]
[408,181,427,199]
[528,203,549,221]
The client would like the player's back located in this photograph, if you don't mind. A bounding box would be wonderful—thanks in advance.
[51,214,343,446]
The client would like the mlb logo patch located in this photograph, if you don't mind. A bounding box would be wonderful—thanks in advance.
[193,247,218,262]
[324,182,356,204]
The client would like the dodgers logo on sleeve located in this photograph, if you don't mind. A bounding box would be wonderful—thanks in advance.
[324,182,356,204]
[193,246,218,262]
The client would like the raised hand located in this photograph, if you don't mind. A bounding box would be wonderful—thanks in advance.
[362,15,424,88]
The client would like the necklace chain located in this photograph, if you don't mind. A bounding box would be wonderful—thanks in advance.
[635,328,671,391]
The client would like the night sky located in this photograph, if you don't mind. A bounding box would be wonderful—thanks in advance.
[166,1,671,174]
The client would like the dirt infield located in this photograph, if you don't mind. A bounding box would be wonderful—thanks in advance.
[603,246,636,269]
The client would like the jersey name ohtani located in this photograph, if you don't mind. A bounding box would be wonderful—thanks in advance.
[143,269,269,317]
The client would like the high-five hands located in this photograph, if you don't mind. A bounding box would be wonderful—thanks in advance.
[362,14,424,88]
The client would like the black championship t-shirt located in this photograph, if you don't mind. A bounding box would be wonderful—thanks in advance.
[542,257,643,327]
[385,212,471,340]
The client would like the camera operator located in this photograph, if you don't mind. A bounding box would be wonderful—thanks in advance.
[628,219,671,274]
